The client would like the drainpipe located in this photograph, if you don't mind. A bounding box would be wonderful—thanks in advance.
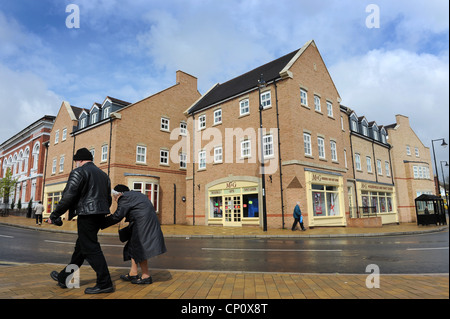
[173,183,176,224]
[192,114,196,226]
[274,80,285,229]
[42,141,49,203]
[108,116,112,177]
[349,132,359,217]
[372,141,378,183]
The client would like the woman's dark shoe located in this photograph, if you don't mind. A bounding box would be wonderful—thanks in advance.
[120,273,139,281]
[131,276,153,285]
[50,270,67,288]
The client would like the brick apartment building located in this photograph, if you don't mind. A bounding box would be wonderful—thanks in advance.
[43,71,200,224]
[385,114,436,223]
[0,116,55,207]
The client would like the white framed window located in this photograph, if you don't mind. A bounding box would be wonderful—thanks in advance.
[317,137,325,159]
[300,88,308,106]
[160,149,169,165]
[161,117,170,131]
[101,145,108,162]
[55,130,59,144]
[180,153,187,169]
[80,118,86,129]
[59,156,65,172]
[214,146,223,163]
[133,182,159,212]
[263,134,274,158]
[415,147,419,157]
[52,158,57,174]
[366,156,372,172]
[351,120,358,132]
[199,150,206,169]
[377,159,382,175]
[241,140,251,158]
[240,99,249,116]
[303,133,312,156]
[180,122,187,135]
[103,107,110,119]
[62,128,67,141]
[344,149,348,168]
[261,91,271,109]
[136,146,146,163]
[327,101,333,117]
[90,149,95,161]
[355,153,361,170]
[330,141,337,161]
[214,109,222,125]
[91,112,97,124]
[314,95,321,112]
[362,125,368,136]
[406,145,411,155]
[385,161,390,177]
[198,115,206,130]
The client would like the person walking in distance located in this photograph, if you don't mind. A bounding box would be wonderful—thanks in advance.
[47,148,114,294]
[34,201,44,225]
[291,201,306,231]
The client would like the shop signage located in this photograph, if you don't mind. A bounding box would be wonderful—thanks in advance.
[311,173,339,184]
[361,183,393,192]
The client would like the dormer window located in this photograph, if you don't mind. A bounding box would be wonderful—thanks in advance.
[91,112,98,124]
[103,107,110,119]
[79,117,86,129]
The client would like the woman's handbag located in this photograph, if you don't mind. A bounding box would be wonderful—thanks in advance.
[118,222,133,243]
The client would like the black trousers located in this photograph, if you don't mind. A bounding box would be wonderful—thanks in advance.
[291,217,305,230]
[58,214,112,288]
[35,214,42,224]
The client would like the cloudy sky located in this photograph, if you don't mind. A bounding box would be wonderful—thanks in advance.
[0,0,448,178]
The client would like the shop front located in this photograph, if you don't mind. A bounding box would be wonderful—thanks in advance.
[356,181,398,224]
[305,169,346,227]
[206,179,260,227]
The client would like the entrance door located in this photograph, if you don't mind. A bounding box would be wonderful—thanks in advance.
[224,196,242,226]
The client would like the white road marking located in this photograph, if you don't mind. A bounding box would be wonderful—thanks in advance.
[406,247,449,251]
[0,234,14,238]
[202,247,342,252]
[44,240,123,247]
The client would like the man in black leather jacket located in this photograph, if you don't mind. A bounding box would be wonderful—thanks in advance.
[47,148,114,294]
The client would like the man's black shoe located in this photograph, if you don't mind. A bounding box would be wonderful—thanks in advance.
[50,270,67,288]
[84,285,115,294]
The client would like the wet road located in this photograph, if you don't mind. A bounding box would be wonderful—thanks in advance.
[0,225,448,274]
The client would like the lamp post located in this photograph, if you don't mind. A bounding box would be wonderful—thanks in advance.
[258,74,268,232]
[431,138,447,196]
[440,161,449,210]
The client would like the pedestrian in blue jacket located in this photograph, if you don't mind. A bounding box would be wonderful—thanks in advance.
[292,202,306,231]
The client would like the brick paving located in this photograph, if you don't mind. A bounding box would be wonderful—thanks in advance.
[0,215,448,300]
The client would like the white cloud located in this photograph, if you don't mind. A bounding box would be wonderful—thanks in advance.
[330,48,449,161]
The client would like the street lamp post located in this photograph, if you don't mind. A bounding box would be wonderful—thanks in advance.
[431,138,447,196]
[258,74,268,232]
[440,161,449,210]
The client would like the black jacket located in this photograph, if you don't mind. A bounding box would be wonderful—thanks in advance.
[51,162,112,219]
[103,191,167,263]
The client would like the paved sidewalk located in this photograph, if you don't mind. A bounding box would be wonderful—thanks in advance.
[0,215,448,300]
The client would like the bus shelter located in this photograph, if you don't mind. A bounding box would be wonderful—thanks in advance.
[414,194,447,226]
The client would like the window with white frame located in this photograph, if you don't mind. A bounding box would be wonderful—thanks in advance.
[330,141,337,161]
[263,134,274,158]
[180,122,187,135]
[351,119,358,132]
[303,133,312,156]
[180,153,187,169]
[214,146,223,163]
[377,159,382,175]
[355,153,361,170]
[261,91,271,108]
[199,150,206,169]
[214,109,222,125]
[161,117,170,131]
[240,99,249,116]
[373,130,378,141]
[385,161,390,176]
[317,137,325,159]
[198,115,206,130]
[136,146,146,163]
[366,156,372,172]
[327,101,333,117]
[90,149,95,161]
[101,145,108,162]
[52,158,57,174]
[59,156,65,172]
[62,128,67,141]
[80,118,86,129]
[314,95,321,112]
[55,130,59,144]
[103,107,110,119]
[300,88,308,106]
[415,147,419,157]
[362,125,368,136]
[133,182,159,212]
[160,149,169,165]
[406,145,411,155]
[241,140,251,158]
[91,112,97,124]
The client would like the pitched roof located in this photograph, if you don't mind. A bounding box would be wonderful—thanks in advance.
[187,47,301,114]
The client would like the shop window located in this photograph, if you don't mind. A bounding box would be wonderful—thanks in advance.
[210,196,223,218]
[312,184,340,217]
[47,192,62,214]
[133,182,159,212]
[243,194,259,218]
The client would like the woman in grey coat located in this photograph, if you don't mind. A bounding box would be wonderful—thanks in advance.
[103,184,167,284]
